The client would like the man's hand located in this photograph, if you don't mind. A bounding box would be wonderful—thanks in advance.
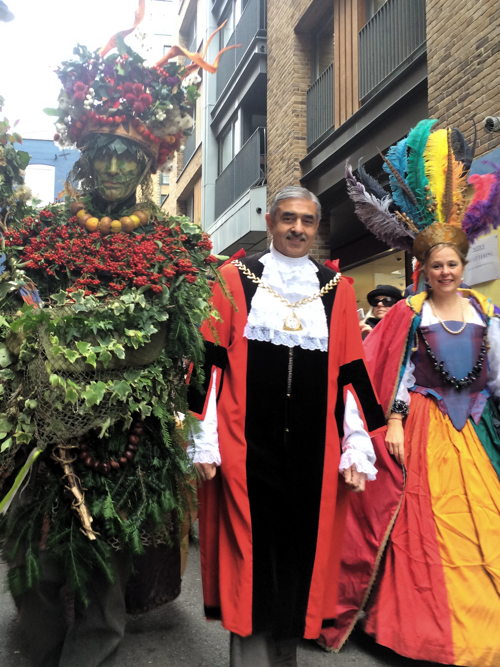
[194,462,217,482]
[385,419,405,465]
[342,465,366,492]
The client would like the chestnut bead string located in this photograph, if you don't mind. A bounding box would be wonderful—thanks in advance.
[72,203,150,234]
[79,420,144,475]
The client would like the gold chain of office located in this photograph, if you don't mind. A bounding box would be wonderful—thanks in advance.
[232,259,342,332]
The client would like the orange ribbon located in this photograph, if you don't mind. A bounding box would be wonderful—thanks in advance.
[155,20,240,76]
[99,0,146,57]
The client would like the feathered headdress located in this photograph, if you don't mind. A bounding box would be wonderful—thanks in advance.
[346,119,499,268]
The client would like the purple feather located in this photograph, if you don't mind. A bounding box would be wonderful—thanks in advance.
[345,165,415,251]
[462,168,500,243]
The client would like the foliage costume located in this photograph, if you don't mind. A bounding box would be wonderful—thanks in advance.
[0,4,225,664]
[319,119,500,667]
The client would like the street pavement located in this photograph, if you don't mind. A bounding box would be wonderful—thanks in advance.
[0,543,443,666]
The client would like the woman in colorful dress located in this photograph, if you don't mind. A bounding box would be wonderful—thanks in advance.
[319,119,500,667]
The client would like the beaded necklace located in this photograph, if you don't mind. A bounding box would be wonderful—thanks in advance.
[74,205,150,234]
[419,327,488,391]
[428,297,466,335]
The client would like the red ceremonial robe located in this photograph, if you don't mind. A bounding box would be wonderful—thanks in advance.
[189,252,385,639]
[318,299,409,649]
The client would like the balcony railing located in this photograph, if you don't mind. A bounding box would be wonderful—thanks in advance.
[307,64,334,147]
[359,0,426,99]
[216,0,266,98]
[214,127,266,220]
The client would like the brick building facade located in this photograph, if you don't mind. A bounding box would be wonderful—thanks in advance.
[427,0,499,157]
[168,0,498,304]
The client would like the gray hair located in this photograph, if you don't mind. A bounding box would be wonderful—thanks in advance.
[269,185,321,221]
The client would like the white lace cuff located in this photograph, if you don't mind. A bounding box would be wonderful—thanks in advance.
[339,449,377,480]
[339,390,377,480]
[187,439,221,466]
[187,369,221,466]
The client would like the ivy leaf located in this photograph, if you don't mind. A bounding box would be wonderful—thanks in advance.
[0,415,13,432]
[82,381,107,406]
[0,343,13,368]
[111,379,132,400]
[97,349,112,366]
[49,373,66,389]
[16,150,30,170]
[1,437,12,452]
[65,385,79,404]
[76,341,92,356]
[109,341,126,360]
[85,350,97,368]
[62,348,80,364]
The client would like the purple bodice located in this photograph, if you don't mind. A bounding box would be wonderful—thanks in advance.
[412,322,488,430]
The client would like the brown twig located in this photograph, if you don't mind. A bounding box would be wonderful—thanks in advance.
[52,444,98,541]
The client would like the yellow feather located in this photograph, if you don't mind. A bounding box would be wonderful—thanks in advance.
[446,135,468,226]
[424,129,448,223]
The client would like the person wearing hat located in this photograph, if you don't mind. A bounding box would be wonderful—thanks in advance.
[0,6,225,665]
[360,284,403,338]
[319,120,500,667]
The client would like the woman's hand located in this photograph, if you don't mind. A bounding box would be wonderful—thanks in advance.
[385,418,405,465]
[194,462,217,482]
[359,322,373,339]
[342,465,367,492]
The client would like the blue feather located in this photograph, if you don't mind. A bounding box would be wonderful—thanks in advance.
[382,138,419,220]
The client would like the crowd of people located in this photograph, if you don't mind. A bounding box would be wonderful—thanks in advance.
[0,6,499,667]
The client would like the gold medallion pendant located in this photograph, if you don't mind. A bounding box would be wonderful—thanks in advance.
[283,310,303,331]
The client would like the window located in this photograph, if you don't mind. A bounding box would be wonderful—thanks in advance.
[218,116,239,174]
[219,0,249,48]
[182,14,197,52]
[312,16,334,80]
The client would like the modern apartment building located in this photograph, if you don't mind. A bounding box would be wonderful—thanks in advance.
[169,0,267,256]
[169,0,499,304]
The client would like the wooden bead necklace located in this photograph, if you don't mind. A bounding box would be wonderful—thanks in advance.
[78,419,144,475]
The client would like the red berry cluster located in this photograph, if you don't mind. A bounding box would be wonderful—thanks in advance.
[5,211,213,297]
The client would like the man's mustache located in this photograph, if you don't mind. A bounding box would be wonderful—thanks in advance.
[286,231,307,241]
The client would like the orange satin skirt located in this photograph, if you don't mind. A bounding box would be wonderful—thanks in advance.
[364,392,500,667]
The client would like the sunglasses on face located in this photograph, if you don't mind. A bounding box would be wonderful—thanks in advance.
[372,297,395,307]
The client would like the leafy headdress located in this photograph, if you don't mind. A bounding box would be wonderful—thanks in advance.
[346,119,500,283]
[46,0,234,173]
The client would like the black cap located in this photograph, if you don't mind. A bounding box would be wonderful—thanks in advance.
[366,284,403,306]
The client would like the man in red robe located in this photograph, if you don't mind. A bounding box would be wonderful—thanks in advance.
[188,185,385,666]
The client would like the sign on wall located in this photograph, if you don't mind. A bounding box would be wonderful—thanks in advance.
[464,231,500,286]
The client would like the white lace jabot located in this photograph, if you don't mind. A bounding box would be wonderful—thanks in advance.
[243,245,329,351]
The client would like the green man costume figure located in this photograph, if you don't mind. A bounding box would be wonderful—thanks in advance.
[0,5,223,665]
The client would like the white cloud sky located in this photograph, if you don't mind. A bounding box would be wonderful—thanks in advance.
[0,0,144,139]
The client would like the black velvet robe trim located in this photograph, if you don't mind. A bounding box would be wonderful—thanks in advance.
[237,252,339,638]
[335,359,386,438]
[187,341,228,416]
[204,604,222,620]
